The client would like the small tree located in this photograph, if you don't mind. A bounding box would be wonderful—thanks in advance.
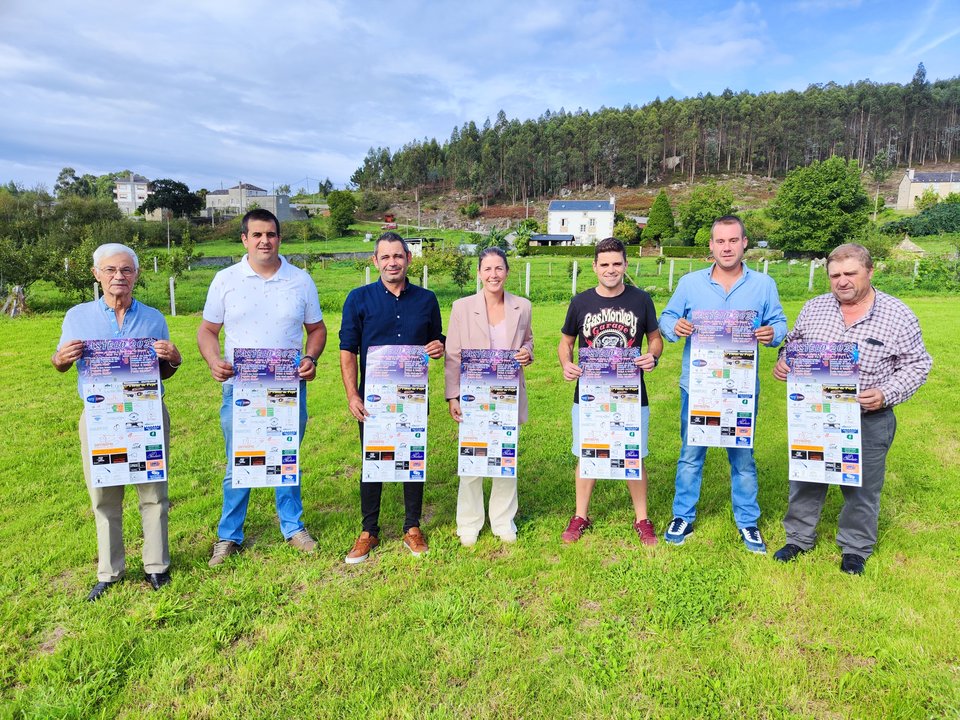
[868,150,893,222]
[641,190,675,244]
[770,156,870,253]
[451,253,471,291]
[139,179,202,217]
[326,190,357,236]
[614,219,641,244]
[476,228,509,253]
[693,226,712,248]
[675,183,734,245]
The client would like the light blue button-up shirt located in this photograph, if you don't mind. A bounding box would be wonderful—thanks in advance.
[659,263,787,391]
[59,298,170,397]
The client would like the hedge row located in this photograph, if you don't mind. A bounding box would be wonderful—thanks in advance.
[661,245,709,258]
[523,246,597,257]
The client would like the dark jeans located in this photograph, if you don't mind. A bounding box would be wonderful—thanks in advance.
[359,422,424,536]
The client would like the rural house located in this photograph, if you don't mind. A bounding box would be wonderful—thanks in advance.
[896,168,960,209]
[547,197,616,245]
[205,183,292,220]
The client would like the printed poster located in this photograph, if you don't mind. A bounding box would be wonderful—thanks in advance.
[457,349,520,477]
[687,309,758,448]
[578,346,643,480]
[363,345,428,482]
[231,348,300,488]
[79,338,167,487]
[786,342,862,486]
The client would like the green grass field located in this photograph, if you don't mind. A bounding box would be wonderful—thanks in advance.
[1,293,957,718]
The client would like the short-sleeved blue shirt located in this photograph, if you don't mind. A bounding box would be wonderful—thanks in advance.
[339,279,444,392]
[59,298,170,398]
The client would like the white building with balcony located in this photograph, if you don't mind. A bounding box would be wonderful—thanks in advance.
[113,173,153,216]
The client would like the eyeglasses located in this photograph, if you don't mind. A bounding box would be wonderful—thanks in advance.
[97,266,137,277]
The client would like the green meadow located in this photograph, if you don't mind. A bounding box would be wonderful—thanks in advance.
[1,291,957,718]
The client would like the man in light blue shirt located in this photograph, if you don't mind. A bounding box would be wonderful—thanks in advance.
[659,215,786,553]
[54,243,182,601]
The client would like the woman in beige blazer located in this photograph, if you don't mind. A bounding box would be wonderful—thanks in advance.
[445,247,534,545]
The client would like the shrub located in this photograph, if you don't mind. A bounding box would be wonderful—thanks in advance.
[359,191,390,214]
[915,258,960,291]
[662,246,708,258]
[459,202,481,219]
[883,202,960,236]
[914,188,940,212]
[859,227,894,260]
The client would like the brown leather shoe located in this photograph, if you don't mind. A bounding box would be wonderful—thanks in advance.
[402,527,429,556]
[345,531,379,564]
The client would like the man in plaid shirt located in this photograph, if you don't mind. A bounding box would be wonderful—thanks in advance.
[772,243,932,575]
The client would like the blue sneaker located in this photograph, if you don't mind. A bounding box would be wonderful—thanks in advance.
[739,526,767,554]
[664,517,693,545]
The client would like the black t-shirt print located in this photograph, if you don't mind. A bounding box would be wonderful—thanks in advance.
[561,286,659,405]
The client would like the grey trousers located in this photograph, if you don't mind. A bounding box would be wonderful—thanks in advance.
[782,408,896,558]
[79,404,171,581]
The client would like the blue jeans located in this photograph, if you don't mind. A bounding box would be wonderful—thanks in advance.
[217,381,308,543]
[671,388,760,528]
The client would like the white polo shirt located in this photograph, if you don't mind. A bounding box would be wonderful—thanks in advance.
[202,255,323,378]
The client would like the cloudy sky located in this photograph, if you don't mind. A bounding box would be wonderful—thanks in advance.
[1,0,958,193]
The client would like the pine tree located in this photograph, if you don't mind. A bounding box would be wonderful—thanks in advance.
[641,190,675,244]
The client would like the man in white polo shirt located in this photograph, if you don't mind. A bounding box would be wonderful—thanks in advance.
[197,208,327,566]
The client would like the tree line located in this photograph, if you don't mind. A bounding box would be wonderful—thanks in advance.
[351,65,960,203]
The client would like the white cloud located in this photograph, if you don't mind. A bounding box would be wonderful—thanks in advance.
[0,0,958,190]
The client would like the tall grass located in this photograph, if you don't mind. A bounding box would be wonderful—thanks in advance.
[1,297,957,718]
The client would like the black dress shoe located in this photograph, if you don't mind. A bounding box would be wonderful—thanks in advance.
[86,580,119,602]
[840,553,866,575]
[146,571,171,590]
[773,543,808,563]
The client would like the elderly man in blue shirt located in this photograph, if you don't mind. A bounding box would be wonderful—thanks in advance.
[659,215,787,553]
[339,232,444,564]
[53,243,182,601]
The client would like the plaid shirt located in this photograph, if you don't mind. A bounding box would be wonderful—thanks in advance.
[782,289,932,408]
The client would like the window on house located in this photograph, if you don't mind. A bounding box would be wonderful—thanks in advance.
[560,218,566,227]
[589,218,596,227]
[580,224,587,233]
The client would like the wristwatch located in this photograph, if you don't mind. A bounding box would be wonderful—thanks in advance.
[302,354,317,365]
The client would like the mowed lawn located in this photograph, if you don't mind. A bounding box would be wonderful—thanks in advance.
[0,297,957,719]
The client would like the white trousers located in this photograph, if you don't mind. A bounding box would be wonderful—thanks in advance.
[456,475,518,539]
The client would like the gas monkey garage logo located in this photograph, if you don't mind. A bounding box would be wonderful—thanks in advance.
[583,309,639,347]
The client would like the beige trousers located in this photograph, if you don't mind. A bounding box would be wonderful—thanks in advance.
[79,405,171,581]
[456,475,518,539]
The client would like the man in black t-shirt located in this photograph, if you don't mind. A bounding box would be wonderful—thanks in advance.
[557,237,663,545]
